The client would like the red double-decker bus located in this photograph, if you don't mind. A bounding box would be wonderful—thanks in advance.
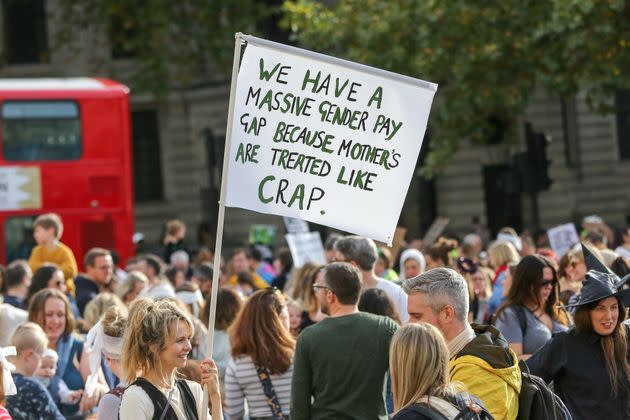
[0,78,134,268]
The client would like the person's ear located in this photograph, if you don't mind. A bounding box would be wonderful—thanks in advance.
[327,289,336,305]
[442,305,456,322]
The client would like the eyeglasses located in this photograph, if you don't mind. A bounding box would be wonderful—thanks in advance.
[541,280,556,288]
[312,284,332,292]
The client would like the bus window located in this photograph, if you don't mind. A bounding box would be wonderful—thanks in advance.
[2,101,82,161]
[5,216,36,263]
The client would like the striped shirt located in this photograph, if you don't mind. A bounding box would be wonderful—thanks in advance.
[225,355,293,419]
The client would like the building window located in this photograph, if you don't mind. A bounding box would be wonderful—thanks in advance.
[110,12,138,59]
[2,0,48,64]
[616,90,630,161]
[132,109,164,202]
[2,101,82,161]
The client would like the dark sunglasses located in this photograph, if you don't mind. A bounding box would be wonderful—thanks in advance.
[541,280,556,288]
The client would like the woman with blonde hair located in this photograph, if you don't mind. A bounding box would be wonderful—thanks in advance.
[85,305,128,420]
[487,241,521,316]
[116,270,148,306]
[225,288,295,419]
[298,267,327,331]
[82,292,127,331]
[286,261,319,301]
[118,298,222,419]
[390,323,489,419]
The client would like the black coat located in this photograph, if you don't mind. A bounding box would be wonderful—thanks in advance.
[526,324,630,420]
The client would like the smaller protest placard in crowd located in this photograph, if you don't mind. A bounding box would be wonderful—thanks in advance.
[286,231,326,267]
[284,216,309,234]
[249,224,277,245]
[422,217,450,248]
[547,223,580,258]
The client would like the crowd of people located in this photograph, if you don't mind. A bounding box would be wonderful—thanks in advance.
[0,211,629,419]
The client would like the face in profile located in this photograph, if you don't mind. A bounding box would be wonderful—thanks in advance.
[47,270,67,293]
[279,304,290,331]
[406,292,442,331]
[160,321,193,372]
[537,267,555,304]
[314,271,330,315]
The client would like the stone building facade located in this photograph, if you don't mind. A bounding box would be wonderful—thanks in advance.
[1,1,628,253]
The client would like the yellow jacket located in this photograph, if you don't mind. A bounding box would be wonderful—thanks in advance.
[28,242,78,295]
[449,325,521,420]
[227,272,269,290]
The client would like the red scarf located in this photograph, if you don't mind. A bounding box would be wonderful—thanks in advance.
[492,264,508,285]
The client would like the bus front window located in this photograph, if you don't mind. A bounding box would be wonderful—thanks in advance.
[2,101,82,161]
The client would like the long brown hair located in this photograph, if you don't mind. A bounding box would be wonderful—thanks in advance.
[574,296,630,397]
[496,254,570,325]
[426,237,458,267]
[230,288,295,374]
[358,288,402,326]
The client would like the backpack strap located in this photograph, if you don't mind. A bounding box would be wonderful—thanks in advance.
[452,393,494,420]
[175,380,199,420]
[513,305,528,337]
[254,365,286,420]
[404,404,449,420]
[131,378,177,420]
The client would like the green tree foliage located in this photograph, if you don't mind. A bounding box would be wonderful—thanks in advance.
[283,0,630,175]
[56,0,281,93]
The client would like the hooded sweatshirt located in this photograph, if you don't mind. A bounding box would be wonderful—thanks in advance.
[449,324,521,420]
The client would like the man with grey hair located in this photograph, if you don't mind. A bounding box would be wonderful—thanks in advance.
[403,267,521,420]
[334,235,408,323]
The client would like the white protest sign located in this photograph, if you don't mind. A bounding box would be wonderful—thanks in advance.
[283,216,309,234]
[224,36,437,244]
[285,231,326,267]
[547,223,580,258]
[422,217,450,248]
[0,167,41,210]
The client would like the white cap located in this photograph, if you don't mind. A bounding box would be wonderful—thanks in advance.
[132,232,145,244]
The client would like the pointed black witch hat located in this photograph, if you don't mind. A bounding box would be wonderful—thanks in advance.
[566,243,630,307]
